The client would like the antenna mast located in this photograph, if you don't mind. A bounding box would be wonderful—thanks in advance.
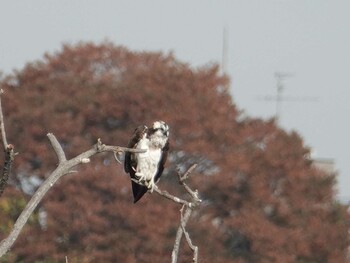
[274,72,294,121]
[258,72,317,123]
[222,26,229,76]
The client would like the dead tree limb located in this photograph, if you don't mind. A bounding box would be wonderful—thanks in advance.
[180,205,198,262]
[154,164,201,263]
[0,134,145,257]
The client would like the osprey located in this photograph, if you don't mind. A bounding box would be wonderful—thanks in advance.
[124,121,170,203]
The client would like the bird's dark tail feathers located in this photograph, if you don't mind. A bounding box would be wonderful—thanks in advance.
[131,181,148,203]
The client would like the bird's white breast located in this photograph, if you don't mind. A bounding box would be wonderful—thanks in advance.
[135,137,162,181]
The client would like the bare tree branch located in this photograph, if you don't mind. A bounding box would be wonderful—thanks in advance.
[47,133,67,163]
[171,205,190,263]
[172,206,200,263]
[180,206,198,263]
[178,164,201,201]
[179,163,197,182]
[0,134,145,257]
[153,165,202,263]
[153,186,191,207]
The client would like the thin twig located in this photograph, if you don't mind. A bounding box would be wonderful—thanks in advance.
[179,164,197,182]
[178,164,202,201]
[113,151,122,164]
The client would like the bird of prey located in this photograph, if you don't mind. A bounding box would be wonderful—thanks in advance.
[124,121,169,203]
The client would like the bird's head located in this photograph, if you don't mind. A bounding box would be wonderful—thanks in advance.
[152,121,169,136]
[148,121,169,147]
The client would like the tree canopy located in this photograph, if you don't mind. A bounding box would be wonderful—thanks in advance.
[0,42,348,262]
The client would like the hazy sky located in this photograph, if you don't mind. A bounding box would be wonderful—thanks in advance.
[1,1,349,199]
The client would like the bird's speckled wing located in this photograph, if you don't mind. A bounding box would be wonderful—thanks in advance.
[124,125,147,173]
[124,125,149,203]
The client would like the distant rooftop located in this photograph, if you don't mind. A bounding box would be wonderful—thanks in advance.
[337,195,350,205]
[312,158,336,175]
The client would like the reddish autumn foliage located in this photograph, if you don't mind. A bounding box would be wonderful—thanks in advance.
[0,42,348,262]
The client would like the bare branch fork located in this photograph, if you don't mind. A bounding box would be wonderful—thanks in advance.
[0,134,146,257]
[154,164,202,263]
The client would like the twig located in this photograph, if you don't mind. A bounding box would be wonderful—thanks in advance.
[179,164,197,182]
[113,151,122,164]
[178,164,201,202]
[0,134,145,257]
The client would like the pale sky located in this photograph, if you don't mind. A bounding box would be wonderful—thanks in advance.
[1,0,349,200]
